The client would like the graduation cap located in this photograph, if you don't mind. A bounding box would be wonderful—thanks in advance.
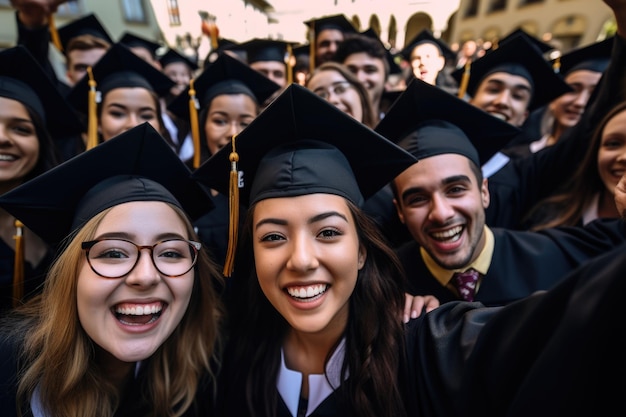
[338,29,403,75]
[496,28,554,54]
[57,13,113,53]
[192,84,416,276]
[66,43,175,149]
[0,123,213,248]
[552,37,613,75]
[0,46,84,139]
[229,38,298,83]
[118,31,161,58]
[203,38,246,67]
[400,29,456,62]
[375,79,521,166]
[167,53,281,168]
[158,48,199,71]
[304,14,357,69]
[451,34,572,110]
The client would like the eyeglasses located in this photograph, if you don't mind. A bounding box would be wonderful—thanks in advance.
[82,238,201,278]
[312,81,353,100]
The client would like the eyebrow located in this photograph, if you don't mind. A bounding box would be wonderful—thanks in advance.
[484,78,532,93]
[255,210,349,231]
[400,174,472,200]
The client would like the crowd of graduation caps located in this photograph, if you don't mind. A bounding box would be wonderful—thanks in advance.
[1,0,626,415]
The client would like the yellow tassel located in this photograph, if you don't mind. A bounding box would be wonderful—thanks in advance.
[457,59,471,99]
[223,135,239,277]
[286,44,293,85]
[48,14,63,52]
[188,79,201,169]
[13,220,24,308]
[553,56,561,74]
[86,67,99,150]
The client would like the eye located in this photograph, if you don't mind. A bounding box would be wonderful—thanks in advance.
[260,233,285,242]
[318,228,341,239]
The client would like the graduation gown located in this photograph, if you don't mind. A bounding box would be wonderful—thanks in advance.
[397,219,625,306]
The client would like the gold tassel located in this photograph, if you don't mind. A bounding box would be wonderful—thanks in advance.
[49,14,63,52]
[86,67,99,150]
[553,56,561,73]
[12,220,24,308]
[457,59,471,99]
[223,135,239,277]
[188,79,201,169]
[286,43,293,85]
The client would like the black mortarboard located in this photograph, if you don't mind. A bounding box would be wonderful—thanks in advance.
[67,43,175,114]
[194,83,416,206]
[304,14,357,37]
[118,31,161,57]
[375,79,521,166]
[553,37,613,75]
[0,46,84,138]
[57,13,113,52]
[204,38,246,67]
[168,52,281,122]
[451,34,572,110]
[231,38,296,64]
[496,28,554,54]
[357,29,403,74]
[400,29,456,62]
[158,48,199,71]
[192,84,416,276]
[0,123,213,247]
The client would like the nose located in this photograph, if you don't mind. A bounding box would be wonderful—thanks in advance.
[428,193,455,224]
[0,124,10,143]
[572,89,591,107]
[125,249,160,287]
[286,233,319,272]
[492,89,512,107]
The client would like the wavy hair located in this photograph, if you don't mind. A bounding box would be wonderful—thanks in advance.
[15,203,224,417]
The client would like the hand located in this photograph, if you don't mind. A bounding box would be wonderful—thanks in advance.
[603,0,626,37]
[403,293,440,323]
[614,172,626,219]
[11,0,68,28]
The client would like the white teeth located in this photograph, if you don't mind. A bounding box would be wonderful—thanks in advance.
[431,226,463,241]
[115,303,163,315]
[489,112,507,121]
[0,154,16,161]
[287,284,328,299]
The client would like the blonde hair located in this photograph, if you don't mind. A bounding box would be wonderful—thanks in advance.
[16,203,223,417]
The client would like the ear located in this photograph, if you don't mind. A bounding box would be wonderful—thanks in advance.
[393,197,406,224]
[481,177,490,209]
[357,246,367,270]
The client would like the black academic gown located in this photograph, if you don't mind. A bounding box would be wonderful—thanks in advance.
[485,34,626,230]
[398,218,625,305]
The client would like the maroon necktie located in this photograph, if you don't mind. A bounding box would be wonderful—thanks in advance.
[452,269,480,302]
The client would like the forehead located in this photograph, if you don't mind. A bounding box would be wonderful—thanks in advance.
[564,69,602,86]
[317,29,344,43]
[411,43,441,58]
[307,69,347,87]
[396,153,475,188]
[343,52,385,68]
[477,72,532,90]
[250,61,286,71]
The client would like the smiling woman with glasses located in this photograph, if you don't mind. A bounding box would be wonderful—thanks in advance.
[306,61,378,128]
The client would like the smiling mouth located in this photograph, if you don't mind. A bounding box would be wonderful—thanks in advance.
[429,225,463,243]
[286,284,328,301]
[113,302,164,325]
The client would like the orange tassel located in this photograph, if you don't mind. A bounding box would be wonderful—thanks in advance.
[553,56,561,74]
[86,67,99,150]
[12,220,24,308]
[223,135,239,277]
[286,44,293,85]
[188,79,201,169]
[49,14,63,52]
[457,59,471,99]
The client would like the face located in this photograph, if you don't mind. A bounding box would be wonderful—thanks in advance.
[597,109,626,196]
[99,88,161,141]
[77,201,195,364]
[253,193,365,336]
[307,70,363,122]
[393,154,489,270]
[66,48,108,86]
[410,43,445,85]
[316,29,344,65]
[343,52,386,106]
[250,61,287,88]
[204,94,257,156]
[549,69,602,130]
[130,46,162,70]
[163,62,193,96]
[0,97,40,193]
[469,72,532,127]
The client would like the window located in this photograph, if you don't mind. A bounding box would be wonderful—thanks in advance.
[167,0,181,26]
[489,0,507,12]
[121,0,146,23]
[57,0,83,16]
[465,0,480,17]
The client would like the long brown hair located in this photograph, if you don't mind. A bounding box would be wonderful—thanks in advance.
[16,204,223,417]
